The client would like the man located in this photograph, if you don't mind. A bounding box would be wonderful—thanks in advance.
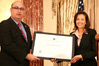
[0,1,39,66]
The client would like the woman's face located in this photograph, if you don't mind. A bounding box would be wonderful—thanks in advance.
[76,14,86,29]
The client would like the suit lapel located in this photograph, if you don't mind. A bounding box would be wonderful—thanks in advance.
[80,33,88,46]
[9,18,27,42]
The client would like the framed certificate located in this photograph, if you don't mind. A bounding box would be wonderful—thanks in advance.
[31,32,75,61]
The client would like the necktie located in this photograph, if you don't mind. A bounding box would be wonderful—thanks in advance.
[18,23,27,40]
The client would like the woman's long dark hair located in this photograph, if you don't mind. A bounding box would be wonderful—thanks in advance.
[74,11,90,32]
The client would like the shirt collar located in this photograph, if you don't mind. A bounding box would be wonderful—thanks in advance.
[11,17,22,25]
[73,29,88,37]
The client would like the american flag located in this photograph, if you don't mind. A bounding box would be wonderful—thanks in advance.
[78,0,84,11]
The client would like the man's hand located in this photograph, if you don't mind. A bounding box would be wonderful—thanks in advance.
[25,53,40,61]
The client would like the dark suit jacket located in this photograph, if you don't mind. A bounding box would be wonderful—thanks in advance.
[70,29,97,66]
[0,17,32,66]
[57,29,97,66]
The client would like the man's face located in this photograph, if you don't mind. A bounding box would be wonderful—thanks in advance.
[10,1,25,21]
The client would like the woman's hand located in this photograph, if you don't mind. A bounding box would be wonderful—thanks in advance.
[70,55,83,64]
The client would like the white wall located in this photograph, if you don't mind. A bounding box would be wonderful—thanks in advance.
[0,0,21,22]
[43,0,57,33]
[95,0,99,33]
[43,0,57,66]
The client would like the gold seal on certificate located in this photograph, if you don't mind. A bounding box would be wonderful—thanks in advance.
[31,32,75,61]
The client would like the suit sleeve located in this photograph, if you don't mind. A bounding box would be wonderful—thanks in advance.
[81,29,97,59]
[0,21,28,63]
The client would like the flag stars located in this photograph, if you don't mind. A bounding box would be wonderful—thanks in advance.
[78,0,84,11]
[81,8,83,10]
[79,1,82,4]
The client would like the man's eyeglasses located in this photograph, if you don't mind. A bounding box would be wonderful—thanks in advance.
[12,6,25,11]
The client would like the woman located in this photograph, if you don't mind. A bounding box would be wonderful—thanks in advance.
[70,11,97,66]
[51,11,97,66]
